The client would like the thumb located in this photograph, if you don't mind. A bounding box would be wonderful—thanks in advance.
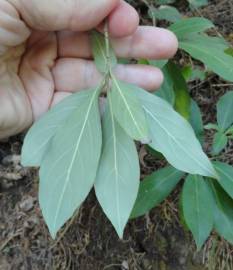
[8,0,120,31]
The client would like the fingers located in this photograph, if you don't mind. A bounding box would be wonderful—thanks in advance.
[0,1,30,50]
[52,58,163,93]
[19,32,57,120]
[8,0,138,37]
[58,26,178,60]
[103,0,139,38]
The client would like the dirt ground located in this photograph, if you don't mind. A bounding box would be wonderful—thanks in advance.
[0,1,233,269]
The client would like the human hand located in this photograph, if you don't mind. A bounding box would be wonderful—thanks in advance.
[0,0,178,140]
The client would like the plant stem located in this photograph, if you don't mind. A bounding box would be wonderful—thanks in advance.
[104,20,111,73]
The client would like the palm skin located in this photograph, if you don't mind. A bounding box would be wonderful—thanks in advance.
[0,0,178,140]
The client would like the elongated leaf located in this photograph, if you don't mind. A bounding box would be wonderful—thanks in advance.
[169,17,214,39]
[190,99,204,145]
[131,166,184,218]
[39,87,102,238]
[209,181,233,244]
[187,0,208,8]
[179,35,233,82]
[213,162,233,199]
[21,91,90,166]
[155,64,175,105]
[182,175,214,249]
[149,59,168,69]
[217,91,233,130]
[167,61,191,120]
[149,5,182,23]
[95,98,140,238]
[91,31,117,74]
[137,88,217,178]
[110,78,149,141]
[204,123,219,131]
[212,131,228,155]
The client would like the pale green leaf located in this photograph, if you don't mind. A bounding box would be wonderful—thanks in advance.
[182,175,214,249]
[136,88,217,178]
[213,162,233,199]
[217,91,233,130]
[91,31,117,74]
[39,87,102,238]
[95,98,140,238]
[169,17,214,39]
[21,91,90,167]
[131,166,184,218]
[110,78,149,141]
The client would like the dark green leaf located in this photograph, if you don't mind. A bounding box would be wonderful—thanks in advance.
[211,131,228,155]
[217,91,233,130]
[179,35,233,82]
[169,17,214,39]
[190,99,204,145]
[182,175,214,249]
[167,62,191,120]
[209,181,233,244]
[187,0,208,8]
[149,5,182,23]
[131,166,184,218]
[155,64,175,105]
[213,162,233,199]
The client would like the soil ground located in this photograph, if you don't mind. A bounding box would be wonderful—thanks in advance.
[0,1,233,269]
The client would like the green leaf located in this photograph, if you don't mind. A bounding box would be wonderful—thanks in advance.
[217,91,233,130]
[190,99,204,145]
[91,31,117,74]
[149,59,168,69]
[110,78,149,141]
[136,88,217,178]
[204,123,219,131]
[179,35,233,82]
[187,0,208,8]
[149,5,182,23]
[39,87,102,239]
[182,66,206,82]
[211,131,228,155]
[209,180,233,244]
[182,175,214,249]
[21,91,90,166]
[169,17,214,39]
[225,47,233,57]
[167,62,191,120]
[155,64,175,105]
[226,125,233,135]
[95,98,140,238]
[131,166,184,218]
[155,0,176,4]
[213,162,233,199]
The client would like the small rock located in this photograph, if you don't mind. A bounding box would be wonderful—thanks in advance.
[19,196,34,212]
